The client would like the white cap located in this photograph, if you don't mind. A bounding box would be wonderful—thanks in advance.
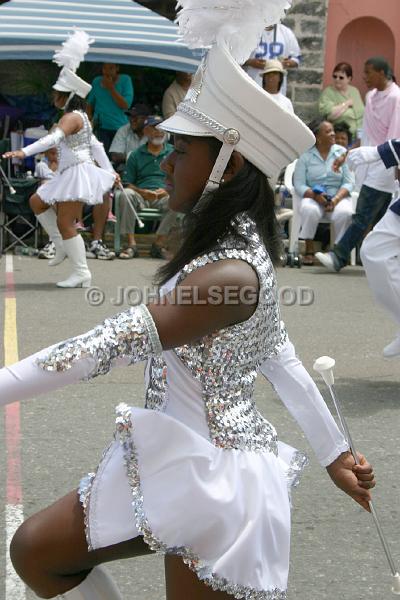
[53,67,92,99]
[261,58,287,75]
[160,43,314,181]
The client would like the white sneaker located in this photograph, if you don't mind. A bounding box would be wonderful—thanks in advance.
[383,335,400,358]
[86,240,115,260]
[315,251,340,272]
[38,241,55,259]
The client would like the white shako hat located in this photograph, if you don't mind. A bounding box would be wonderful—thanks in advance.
[52,30,93,99]
[160,0,315,190]
[53,67,92,99]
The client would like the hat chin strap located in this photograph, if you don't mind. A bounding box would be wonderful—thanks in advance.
[204,141,235,193]
[62,91,75,110]
[193,128,240,213]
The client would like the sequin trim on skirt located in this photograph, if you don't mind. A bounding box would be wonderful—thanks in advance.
[114,402,288,600]
[78,472,96,551]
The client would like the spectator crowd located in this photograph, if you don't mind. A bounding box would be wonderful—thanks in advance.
[5,21,400,275]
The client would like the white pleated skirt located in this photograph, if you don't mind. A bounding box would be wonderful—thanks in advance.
[79,403,308,600]
[37,163,115,206]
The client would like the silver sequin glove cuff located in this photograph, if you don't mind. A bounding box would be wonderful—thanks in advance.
[22,127,66,157]
[36,305,162,379]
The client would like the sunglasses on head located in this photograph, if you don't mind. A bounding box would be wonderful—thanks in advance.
[333,74,345,80]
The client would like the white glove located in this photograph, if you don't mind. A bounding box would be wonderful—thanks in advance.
[90,134,114,173]
[346,146,380,170]
[22,127,65,157]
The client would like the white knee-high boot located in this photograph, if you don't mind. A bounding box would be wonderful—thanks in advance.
[57,235,91,288]
[60,565,123,599]
[36,208,66,266]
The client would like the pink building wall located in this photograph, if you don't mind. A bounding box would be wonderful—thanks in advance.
[324,0,400,96]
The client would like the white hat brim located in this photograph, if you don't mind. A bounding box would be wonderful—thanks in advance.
[261,67,287,75]
[159,112,215,138]
[53,82,71,92]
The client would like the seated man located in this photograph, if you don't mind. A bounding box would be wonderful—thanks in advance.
[114,115,173,258]
[293,118,354,265]
[109,104,149,174]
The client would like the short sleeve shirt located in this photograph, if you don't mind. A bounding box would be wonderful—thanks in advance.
[109,124,147,157]
[87,74,134,131]
[123,143,173,189]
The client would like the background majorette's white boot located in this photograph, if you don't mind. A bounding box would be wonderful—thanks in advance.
[57,235,91,288]
[36,208,66,266]
[60,565,123,599]
[383,333,400,358]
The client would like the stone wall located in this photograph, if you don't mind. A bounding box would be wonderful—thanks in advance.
[284,0,329,122]
[142,0,330,122]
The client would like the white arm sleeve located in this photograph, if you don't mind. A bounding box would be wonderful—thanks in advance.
[0,348,96,405]
[260,340,349,467]
[22,128,65,157]
[90,134,114,173]
[346,146,380,170]
[0,305,162,407]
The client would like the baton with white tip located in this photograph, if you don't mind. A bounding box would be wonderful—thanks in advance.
[0,164,16,194]
[313,356,400,595]
[116,183,144,228]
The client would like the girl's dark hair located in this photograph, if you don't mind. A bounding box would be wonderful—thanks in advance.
[64,93,87,113]
[365,56,393,79]
[156,137,282,286]
[333,62,353,78]
[55,91,87,113]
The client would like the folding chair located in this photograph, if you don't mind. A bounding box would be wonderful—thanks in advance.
[0,177,39,252]
[113,192,163,254]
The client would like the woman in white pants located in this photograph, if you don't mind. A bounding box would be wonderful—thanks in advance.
[347,141,400,357]
[294,119,354,265]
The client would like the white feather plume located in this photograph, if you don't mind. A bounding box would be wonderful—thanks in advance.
[53,29,94,72]
[176,0,292,64]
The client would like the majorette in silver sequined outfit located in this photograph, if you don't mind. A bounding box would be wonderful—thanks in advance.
[0,214,349,599]
[22,110,115,206]
[35,214,305,600]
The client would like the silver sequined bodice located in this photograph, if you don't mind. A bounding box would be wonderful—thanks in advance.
[146,214,288,453]
[57,110,94,173]
[38,213,287,455]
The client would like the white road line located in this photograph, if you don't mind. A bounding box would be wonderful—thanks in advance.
[5,505,25,600]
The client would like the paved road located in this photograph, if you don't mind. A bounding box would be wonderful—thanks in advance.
[0,255,399,600]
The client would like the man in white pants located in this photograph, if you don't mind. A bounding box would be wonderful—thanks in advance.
[347,140,400,357]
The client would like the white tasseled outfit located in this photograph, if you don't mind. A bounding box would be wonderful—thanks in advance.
[35,111,115,206]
